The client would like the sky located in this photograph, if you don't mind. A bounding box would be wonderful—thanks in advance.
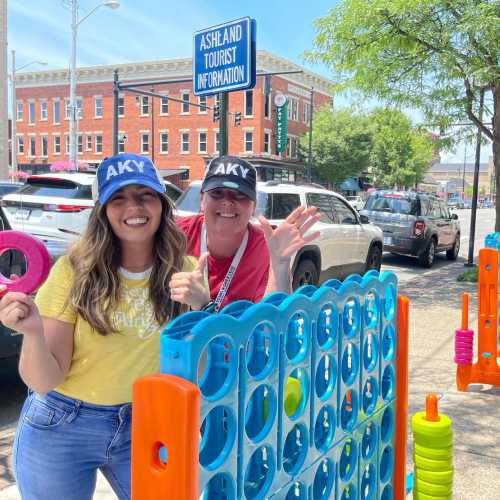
[7,0,491,163]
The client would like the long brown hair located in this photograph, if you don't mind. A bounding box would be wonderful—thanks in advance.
[67,194,187,335]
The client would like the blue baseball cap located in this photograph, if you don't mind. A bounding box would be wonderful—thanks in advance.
[93,153,166,205]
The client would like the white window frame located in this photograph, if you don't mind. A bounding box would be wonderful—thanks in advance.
[40,134,48,157]
[263,129,271,154]
[244,130,253,153]
[94,96,103,118]
[52,134,61,155]
[16,101,23,121]
[140,132,150,154]
[94,134,103,154]
[52,99,60,124]
[140,96,149,116]
[264,93,271,119]
[159,130,168,154]
[64,99,71,120]
[180,131,190,153]
[64,133,70,154]
[159,93,169,115]
[28,135,36,157]
[28,101,36,124]
[85,133,92,152]
[77,133,83,154]
[198,96,207,114]
[244,90,253,117]
[181,91,190,114]
[76,97,83,119]
[40,101,48,121]
[303,101,310,124]
[118,94,125,117]
[198,131,207,153]
[17,135,24,154]
[214,129,220,154]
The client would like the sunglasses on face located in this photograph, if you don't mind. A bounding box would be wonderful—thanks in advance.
[206,188,250,202]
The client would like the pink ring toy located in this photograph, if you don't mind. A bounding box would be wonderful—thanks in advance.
[0,231,50,294]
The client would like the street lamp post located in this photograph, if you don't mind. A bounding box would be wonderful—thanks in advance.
[69,0,120,171]
[10,50,47,176]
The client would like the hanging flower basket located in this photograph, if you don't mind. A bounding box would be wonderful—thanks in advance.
[50,160,90,172]
[11,170,30,179]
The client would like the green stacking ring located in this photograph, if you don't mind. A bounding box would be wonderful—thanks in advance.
[415,467,453,484]
[415,477,452,497]
[414,453,453,471]
[414,443,453,460]
[413,430,453,448]
[411,412,453,437]
[414,490,451,500]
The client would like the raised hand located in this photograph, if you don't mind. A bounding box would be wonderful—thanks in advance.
[258,206,321,261]
[169,252,211,310]
[0,287,43,336]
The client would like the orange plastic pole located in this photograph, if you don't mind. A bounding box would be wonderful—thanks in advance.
[461,293,468,330]
[131,374,200,500]
[394,294,409,500]
[425,393,439,422]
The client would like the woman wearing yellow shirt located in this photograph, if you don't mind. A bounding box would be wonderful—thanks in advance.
[0,154,209,500]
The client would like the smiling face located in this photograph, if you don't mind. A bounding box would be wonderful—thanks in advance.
[201,188,255,238]
[105,184,163,249]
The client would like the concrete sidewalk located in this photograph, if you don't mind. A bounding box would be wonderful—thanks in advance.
[1,258,499,499]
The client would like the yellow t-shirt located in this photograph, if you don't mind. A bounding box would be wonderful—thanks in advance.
[35,255,196,405]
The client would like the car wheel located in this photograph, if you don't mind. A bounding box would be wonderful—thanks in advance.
[446,235,460,260]
[292,259,319,290]
[419,238,436,268]
[365,245,382,272]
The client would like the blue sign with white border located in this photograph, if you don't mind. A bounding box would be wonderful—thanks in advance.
[193,17,256,96]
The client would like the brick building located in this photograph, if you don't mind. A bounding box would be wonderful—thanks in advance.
[13,50,333,186]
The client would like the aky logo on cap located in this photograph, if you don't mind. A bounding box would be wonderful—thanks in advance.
[209,161,251,179]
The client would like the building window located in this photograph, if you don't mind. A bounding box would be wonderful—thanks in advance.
[118,95,125,116]
[76,98,83,119]
[16,101,23,121]
[53,100,60,124]
[29,136,36,156]
[160,132,168,154]
[140,96,149,115]
[264,93,271,119]
[118,133,126,153]
[64,99,71,120]
[303,102,310,124]
[41,136,48,157]
[244,131,253,152]
[65,134,70,154]
[94,96,103,117]
[287,98,299,121]
[86,134,92,151]
[264,131,271,154]
[214,94,220,108]
[40,101,48,121]
[77,134,83,154]
[141,133,149,154]
[181,132,189,153]
[198,132,207,153]
[53,135,61,154]
[28,102,35,124]
[17,136,24,154]
[286,136,298,159]
[160,95,168,115]
[244,90,253,117]
[95,134,103,153]
[198,96,207,113]
[215,131,220,153]
[181,92,190,113]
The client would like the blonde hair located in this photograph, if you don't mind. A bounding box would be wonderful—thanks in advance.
[67,194,187,335]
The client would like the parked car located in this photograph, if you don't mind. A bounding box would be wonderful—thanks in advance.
[345,195,365,211]
[361,190,461,268]
[176,181,384,288]
[1,173,183,245]
[0,181,24,199]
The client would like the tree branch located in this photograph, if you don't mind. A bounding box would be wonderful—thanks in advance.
[464,78,494,140]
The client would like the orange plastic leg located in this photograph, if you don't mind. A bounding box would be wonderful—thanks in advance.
[394,294,409,500]
[131,374,200,500]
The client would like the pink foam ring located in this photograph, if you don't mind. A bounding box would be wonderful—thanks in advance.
[0,231,50,295]
[456,328,474,338]
[454,355,472,365]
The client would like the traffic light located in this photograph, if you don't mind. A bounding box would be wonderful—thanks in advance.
[233,112,242,126]
[212,104,220,122]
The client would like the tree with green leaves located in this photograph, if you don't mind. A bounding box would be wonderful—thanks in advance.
[307,0,500,228]
[299,106,372,186]
[368,108,436,188]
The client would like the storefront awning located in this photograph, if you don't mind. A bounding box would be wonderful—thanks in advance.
[340,177,361,191]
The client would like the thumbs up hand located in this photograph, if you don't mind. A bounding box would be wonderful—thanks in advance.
[169,252,211,310]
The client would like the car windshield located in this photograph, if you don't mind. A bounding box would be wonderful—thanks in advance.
[18,178,92,199]
[176,184,268,215]
[365,194,419,215]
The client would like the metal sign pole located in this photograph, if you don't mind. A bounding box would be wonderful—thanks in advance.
[219,92,228,156]
[113,69,119,155]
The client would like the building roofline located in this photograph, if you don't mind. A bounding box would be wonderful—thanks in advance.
[14,50,334,96]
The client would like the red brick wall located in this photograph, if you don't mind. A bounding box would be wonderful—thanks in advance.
[15,76,331,182]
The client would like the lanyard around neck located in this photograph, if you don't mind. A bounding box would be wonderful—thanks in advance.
[200,223,249,312]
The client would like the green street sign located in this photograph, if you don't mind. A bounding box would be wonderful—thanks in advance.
[274,93,288,153]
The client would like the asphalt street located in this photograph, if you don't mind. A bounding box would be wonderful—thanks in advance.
[0,207,497,498]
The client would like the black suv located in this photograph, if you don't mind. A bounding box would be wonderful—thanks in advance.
[360,190,461,268]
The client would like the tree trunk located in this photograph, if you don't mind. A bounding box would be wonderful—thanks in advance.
[494,86,500,231]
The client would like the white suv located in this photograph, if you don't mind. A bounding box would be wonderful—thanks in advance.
[175,181,383,288]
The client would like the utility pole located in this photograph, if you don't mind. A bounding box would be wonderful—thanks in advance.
[0,0,9,179]
[307,87,314,183]
[219,92,228,156]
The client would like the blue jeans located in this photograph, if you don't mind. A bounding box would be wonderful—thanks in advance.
[13,391,131,500]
